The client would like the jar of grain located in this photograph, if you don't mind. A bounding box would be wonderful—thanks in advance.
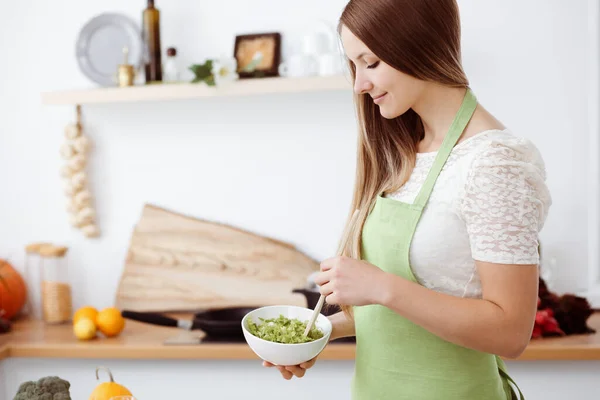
[38,244,72,324]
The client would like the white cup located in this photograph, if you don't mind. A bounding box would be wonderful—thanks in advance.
[279,54,318,78]
[318,53,344,76]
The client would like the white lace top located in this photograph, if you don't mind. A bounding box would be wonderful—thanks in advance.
[385,129,552,299]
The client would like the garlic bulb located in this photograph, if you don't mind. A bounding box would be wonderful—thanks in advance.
[63,179,76,196]
[78,206,95,219]
[68,154,86,172]
[64,123,81,139]
[71,171,87,191]
[73,135,91,154]
[60,165,74,178]
[74,189,92,208]
[66,198,77,213]
[76,206,95,226]
[60,142,76,159]
[76,213,93,226]
[81,223,100,238]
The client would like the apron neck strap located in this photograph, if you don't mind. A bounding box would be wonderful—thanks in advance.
[414,88,477,208]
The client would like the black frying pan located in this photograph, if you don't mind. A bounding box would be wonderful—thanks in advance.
[122,307,257,337]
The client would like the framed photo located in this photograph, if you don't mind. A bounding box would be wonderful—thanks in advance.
[234,32,282,78]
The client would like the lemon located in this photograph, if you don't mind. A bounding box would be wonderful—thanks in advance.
[73,317,97,340]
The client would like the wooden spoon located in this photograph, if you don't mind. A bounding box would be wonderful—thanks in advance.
[303,209,360,336]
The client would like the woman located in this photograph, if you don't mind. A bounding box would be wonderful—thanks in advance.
[264,0,551,398]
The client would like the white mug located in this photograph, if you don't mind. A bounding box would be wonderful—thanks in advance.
[278,54,318,78]
[318,53,344,76]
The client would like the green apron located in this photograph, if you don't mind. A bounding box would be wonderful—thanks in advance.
[352,88,525,400]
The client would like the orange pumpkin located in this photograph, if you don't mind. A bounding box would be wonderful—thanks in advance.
[0,259,27,320]
[89,366,133,400]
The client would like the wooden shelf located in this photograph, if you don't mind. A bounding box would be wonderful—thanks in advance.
[41,75,351,105]
[1,313,600,361]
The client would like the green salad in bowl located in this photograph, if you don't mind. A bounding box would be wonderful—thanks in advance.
[242,305,333,366]
[246,314,324,344]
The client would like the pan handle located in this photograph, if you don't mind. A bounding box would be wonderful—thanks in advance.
[121,310,180,328]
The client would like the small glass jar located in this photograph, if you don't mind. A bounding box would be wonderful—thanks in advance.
[38,244,72,324]
[23,242,51,319]
[163,47,180,83]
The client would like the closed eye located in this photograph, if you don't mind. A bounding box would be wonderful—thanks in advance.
[367,61,380,69]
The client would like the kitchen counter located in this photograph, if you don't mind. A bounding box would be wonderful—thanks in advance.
[0,315,356,361]
[1,312,600,361]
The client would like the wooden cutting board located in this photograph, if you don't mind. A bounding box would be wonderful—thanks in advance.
[115,204,319,312]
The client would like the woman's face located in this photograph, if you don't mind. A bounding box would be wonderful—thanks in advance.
[340,25,425,119]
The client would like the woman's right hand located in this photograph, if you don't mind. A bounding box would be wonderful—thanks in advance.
[262,357,318,379]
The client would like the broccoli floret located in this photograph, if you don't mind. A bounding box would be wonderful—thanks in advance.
[12,376,71,400]
[38,377,70,396]
[13,382,35,400]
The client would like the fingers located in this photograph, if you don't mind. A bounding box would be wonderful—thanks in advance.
[277,366,294,380]
[315,256,346,286]
[319,282,339,305]
[325,293,338,305]
[313,270,332,286]
[284,365,307,378]
[299,357,317,369]
[263,359,317,380]
[264,361,293,379]
[319,281,334,297]
[320,257,338,271]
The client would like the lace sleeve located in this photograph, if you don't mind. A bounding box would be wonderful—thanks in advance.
[460,136,552,265]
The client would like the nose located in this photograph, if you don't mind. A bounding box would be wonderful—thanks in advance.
[353,71,373,95]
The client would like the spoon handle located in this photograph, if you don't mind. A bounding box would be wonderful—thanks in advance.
[304,294,326,336]
[303,209,360,336]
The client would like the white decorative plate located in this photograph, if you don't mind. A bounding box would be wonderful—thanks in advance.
[75,13,143,86]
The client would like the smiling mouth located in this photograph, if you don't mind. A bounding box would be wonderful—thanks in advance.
[372,93,387,103]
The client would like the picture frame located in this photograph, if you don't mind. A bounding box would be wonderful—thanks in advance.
[233,32,282,78]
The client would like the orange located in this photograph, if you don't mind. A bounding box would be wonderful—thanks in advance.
[95,307,126,337]
[73,306,98,324]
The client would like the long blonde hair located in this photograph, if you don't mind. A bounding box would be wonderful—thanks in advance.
[336,0,470,318]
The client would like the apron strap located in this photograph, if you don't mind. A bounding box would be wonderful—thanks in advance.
[496,355,526,400]
[499,369,525,400]
[414,88,478,209]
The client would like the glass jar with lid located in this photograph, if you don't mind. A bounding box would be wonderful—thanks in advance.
[38,244,72,324]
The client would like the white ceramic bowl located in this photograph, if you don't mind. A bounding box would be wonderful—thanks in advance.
[241,305,332,366]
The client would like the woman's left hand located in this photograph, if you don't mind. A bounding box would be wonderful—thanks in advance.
[313,256,388,306]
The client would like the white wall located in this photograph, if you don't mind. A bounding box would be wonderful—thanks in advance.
[0,0,594,309]
[0,0,358,310]
[0,0,598,399]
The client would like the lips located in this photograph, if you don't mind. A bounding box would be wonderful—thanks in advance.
[372,93,387,104]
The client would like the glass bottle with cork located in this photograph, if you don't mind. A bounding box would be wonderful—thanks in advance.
[163,47,180,83]
[142,0,162,83]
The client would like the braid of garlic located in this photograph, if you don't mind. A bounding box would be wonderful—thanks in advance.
[60,107,99,238]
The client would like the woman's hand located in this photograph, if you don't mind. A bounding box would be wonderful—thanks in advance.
[262,358,317,380]
[314,256,387,306]
[261,311,356,380]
